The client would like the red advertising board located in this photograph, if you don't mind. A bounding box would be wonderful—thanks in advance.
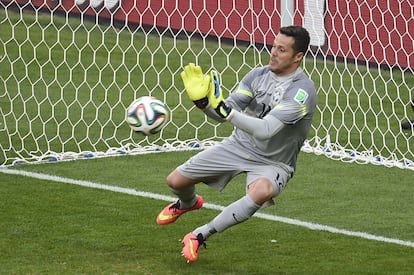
[4,0,412,68]
[325,0,412,68]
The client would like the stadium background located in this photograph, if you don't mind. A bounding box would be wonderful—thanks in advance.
[6,0,412,69]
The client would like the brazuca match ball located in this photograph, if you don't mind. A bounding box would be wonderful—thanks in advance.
[126,96,169,136]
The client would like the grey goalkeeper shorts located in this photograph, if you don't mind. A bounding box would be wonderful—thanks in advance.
[177,139,292,197]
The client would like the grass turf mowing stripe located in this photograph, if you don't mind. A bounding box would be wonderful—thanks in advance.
[2,167,414,248]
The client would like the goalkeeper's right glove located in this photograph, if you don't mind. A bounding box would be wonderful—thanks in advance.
[208,70,233,120]
[180,63,210,109]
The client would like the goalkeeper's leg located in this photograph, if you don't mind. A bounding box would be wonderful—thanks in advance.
[181,178,275,262]
[156,171,203,225]
[192,177,276,239]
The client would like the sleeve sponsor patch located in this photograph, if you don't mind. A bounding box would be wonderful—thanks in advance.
[294,88,309,104]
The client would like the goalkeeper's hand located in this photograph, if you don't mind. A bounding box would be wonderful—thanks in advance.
[208,70,233,120]
[180,63,210,109]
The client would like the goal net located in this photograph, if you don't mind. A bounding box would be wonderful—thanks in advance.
[1,0,413,170]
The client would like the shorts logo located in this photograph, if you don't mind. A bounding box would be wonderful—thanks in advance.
[294,89,309,104]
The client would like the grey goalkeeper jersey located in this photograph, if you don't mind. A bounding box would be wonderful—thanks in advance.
[224,66,317,172]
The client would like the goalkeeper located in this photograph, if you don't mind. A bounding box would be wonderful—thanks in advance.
[156,25,318,263]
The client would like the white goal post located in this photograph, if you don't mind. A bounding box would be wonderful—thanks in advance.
[0,0,413,170]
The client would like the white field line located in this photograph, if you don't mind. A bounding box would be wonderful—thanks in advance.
[1,168,414,248]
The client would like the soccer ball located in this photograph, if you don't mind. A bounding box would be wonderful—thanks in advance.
[126,96,169,135]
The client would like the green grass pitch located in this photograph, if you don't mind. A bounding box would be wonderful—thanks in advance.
[1,151,413,274]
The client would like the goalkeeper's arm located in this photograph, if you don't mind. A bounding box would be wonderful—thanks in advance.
[180,64,235,118]
[180,64,286,137]
[203,105,228,123]
[203,98,285,138]
[204,69,287,137]
[230,111,285,139]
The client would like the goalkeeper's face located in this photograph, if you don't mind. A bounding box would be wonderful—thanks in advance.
[269,33,303,76]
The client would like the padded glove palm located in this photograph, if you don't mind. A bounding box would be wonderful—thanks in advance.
[180,63,210,109]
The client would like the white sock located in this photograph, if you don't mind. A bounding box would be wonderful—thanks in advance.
[170,185,197,209]
[194,194,260,239]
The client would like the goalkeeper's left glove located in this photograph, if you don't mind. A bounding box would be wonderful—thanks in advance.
[180,63,210,109]
[208,70,233,119]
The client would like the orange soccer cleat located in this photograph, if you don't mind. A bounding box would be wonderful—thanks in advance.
[156,195,204,225]
[182,232,205,263]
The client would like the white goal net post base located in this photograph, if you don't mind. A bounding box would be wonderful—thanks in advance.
[7,138,414,172]
[1,0,413,171]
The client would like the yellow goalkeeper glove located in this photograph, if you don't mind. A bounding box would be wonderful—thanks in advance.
[208,70,233,119]
[180,63,210,109]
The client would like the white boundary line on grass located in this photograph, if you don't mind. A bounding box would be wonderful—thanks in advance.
[2,167,414,248]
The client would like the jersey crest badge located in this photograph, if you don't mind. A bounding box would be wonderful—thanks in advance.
[294,89,309,104]
[272,87,284,105]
